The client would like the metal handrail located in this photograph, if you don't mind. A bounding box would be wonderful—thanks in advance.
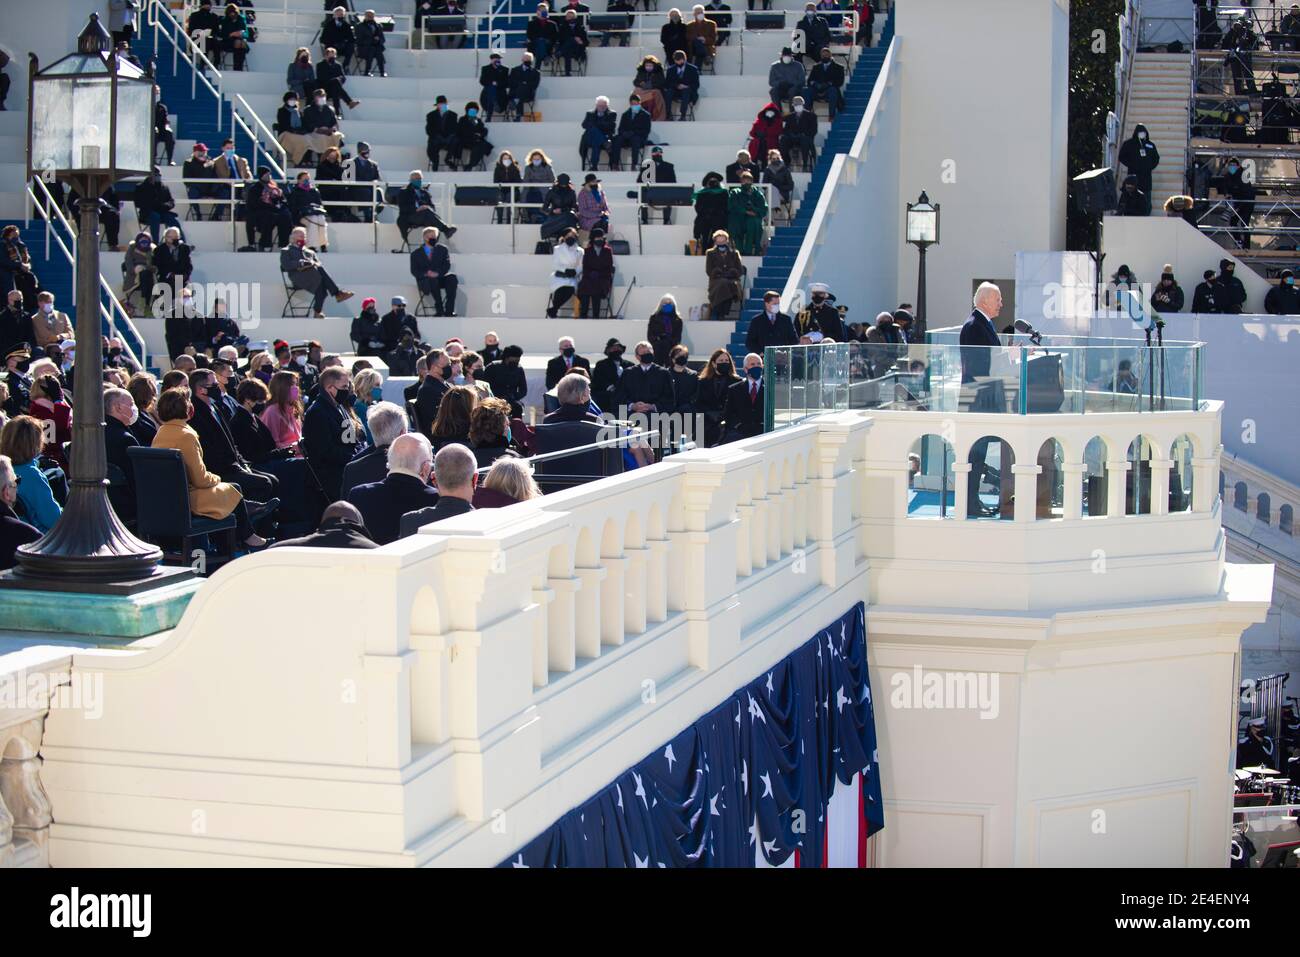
[23,178,149,371]
[1104,0,1141,174]
[147,0,226,133]
[473,427,662,475]
[232,94,288,180]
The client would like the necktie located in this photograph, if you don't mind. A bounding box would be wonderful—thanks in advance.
[750,383,757,404]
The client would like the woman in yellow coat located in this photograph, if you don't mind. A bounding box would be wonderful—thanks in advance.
[151,386,267,548]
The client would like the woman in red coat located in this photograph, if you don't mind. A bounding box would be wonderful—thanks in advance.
[577,227,615,318]
[748,102,783,169]
[28,374,72,469]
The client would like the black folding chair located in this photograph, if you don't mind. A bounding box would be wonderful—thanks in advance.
[126,447,240,570]
[281,271,316,317]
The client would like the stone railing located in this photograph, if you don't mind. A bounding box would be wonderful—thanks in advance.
[17,402,1231,867]
[0,650,59,868]
[1221,450,1297,540]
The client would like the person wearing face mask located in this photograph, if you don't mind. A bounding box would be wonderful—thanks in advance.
[581,96,618,171]
[1190,269,1218,314]
[1264,269,1300,315]
[164,287,202,362]
[206,302,245,356]
[397,171,458,245]
[493,151,523,224]
[779,96,817,170]
[218,2,251,73]
[478,344,528,418]
[349,141,382,223]
[275,91,343,167]
[480,333,503,367]
[410,227,460,317]
[188,367,281,506]
[1215,258,1248,313]
[540,173,580,241]
[591,337,633,410]
[762,149,794,207]
[661,8,688,64]
[133,167,182,244]
[289,171,331,252]
[1115,174,1147,217]
[1118,124,1159,216]
[182,143,218,221]
[667,346,698,416]
[806,47,844,118]
[320,7,357,71]
[455,101,493,170]
[631,55,668,122]
[727,170,767,257]
[637,145,678,225]
[1149,265,1185,314]
[380,295,422,353]
[27,292,71,353]
[685,5,717,66]
[153,226,195,296]
[705,229,744,321]
[414,348,452,437]
[302,89,344,144]
[692,172,730,253]
[281,226,355,318]
[769,47,806,107]
[797,282,842,341]
[746,290,798,355]
[0,293,34,362]
[646,295,684,366]
[546,228,585,317]
[508,53,543,121]
[302,366,366,512]
[1221,16,1258,97]
[556,8,590,77]
[317,45,361,116]
[545,336,592,389]
[355,10,388,76]
[527,3,560,61]
[480,53,510,122]
[121,232,156,317]
[424,95,461,172]
[664,51,701,122]
[103,387,143,520]
[211,138,252,224]
[611,97,651,171]
[577,173,612,235]
[152,85,176,166]
[286,47,317,102]
[696,348,739,446]
[796,3,831,63]
[614,340,675,419]
[186,0,223,63]
[748,103,783,170]
[578,228,616,317]
[722,352,765,442]
[351,368,385,446]
[1212,156,1257,250]
[519,149,555,224]
[351,298,387,357]
[242,166,294,252]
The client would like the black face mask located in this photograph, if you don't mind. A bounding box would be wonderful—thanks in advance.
[562,347,575,357]
[607,349,624,360]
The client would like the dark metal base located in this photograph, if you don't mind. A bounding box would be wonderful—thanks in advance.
[12,483,164,584]
[0,564,194,597]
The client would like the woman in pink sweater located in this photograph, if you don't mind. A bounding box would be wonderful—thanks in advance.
[259,370,304,450]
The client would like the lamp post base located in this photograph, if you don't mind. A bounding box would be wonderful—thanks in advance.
[0,570,200,641]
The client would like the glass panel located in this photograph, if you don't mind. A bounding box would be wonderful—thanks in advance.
[114,80,154,174]
[1036,439,1065,519]
[908,434,955,519]
[1082,437,1108,517]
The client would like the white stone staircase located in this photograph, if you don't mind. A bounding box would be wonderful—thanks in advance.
[1122,50,1192,208]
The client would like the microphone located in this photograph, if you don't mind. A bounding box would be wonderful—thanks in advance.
[1013,319,1043,345]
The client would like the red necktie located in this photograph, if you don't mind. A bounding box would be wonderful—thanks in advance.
[750,383,757,404]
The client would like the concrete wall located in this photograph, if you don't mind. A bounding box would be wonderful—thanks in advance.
[895,0,1069,328]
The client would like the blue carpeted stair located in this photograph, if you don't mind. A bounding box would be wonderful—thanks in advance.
[728,9,893,358]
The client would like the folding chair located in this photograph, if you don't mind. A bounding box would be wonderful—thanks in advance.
[281,272,316,317]
[126,447,240,570]
[415,289,438,317]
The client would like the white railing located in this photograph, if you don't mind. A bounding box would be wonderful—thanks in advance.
[22,178,149,371]
[1221,449,1298,538]
[1103,0,1141,173]
[778,35,895,316]
[146,0,226,134]
[232,94,288,180]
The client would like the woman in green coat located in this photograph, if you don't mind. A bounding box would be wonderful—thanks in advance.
[726,171,768,256]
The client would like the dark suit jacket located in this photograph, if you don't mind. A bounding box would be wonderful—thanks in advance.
[590,355,633,409]
[723,377,764,440]
[341,443,390,498]
[545,353,592,389]
[617,107,652,139]
[229,405,277,464]
[189,398,244,473]
[273,517,378,549]
[399,494,475,538]
[0,501,41,571]
[745,311,799,355]
[414,373,449,437]
[409,243,453,281]
[613,363,675,412]
[104,417,140,519]
[347,471,441,545]
[958,308,1001,382]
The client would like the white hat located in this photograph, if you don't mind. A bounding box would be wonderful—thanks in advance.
[808,331,824,343]
[808,282,830,295]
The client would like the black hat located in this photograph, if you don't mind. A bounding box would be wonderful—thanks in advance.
[557,173,572,185]
[651,145,664,155]
[703,169,723,184]
[256,165,271,178]
[605,337,624,350]
[436,94,448,104]
[781,46,794,56]
[4,345,30,363]
[590,227,605,239]
[583,172,599,184]
[1220,258,1233,270]
[1282,268,1294,278]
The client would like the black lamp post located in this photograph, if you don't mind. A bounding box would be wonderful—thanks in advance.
[905,191,939,341]
[9,15,177,589]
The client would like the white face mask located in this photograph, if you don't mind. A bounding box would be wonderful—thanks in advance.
[531,158,542,166]
[502,157,513,166]
[794,104,804,113]
[40,302,53,313]
[781,56,791,64]
[694,11,702,19]
[127,406,139,426]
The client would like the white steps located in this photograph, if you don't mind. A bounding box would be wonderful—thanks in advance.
[1121,51,1192,206]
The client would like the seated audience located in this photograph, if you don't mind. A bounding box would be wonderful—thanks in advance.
[281,227,355,318]
[475,456,542,508]
[342,401,407,496]
[272,500,377,549]
[0,454,40,570]
[347,432,441,544]
[0,416,61,533]
[399,443,478,536]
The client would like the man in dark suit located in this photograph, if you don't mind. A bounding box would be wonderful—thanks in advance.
[425,96,460,171]
[302,366,366,510]
[104,387,141,521]
[507,52,542,120]
[590,337,632,411]
[746,290,799,355]
[399,443,477,537]
[778,97,818,168]
[414,348,452,438]
[544,371,603,423]
[805,47,845,118]
[613,94,652,170]
[478,345,528,418]
[188,368,280,504]
[479,52,511,121]
[272,502,378,549]
[347,434,441,544]
[409,227,459,317]
[545,335,592,388]
[341,400,408,497]
[613,340,675,416]
[959,282,1003,383]
[723,352,765,441]
[396,171,456,240]
[664,52,701,121]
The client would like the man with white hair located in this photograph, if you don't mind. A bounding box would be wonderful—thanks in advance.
[722,351,765,441]
[103,386,141,520]
[341,400,408,497]
[545,335,592,388]
[544,371,600,423]
[346,432,440,544]
[399,443,478,537]
[960,282,1003,384]
[580,95,617,171]
[280,226,355,318]
[0,455,40,571]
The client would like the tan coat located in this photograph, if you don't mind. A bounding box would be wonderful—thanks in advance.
[686,18,718,58]
[31,309,73,348]
[151,419,243,519]
[705,244,744,306]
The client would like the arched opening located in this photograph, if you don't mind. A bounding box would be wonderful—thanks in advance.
[967,435,1014,520]
[1125,435,1158,515]
[1257,492,1271,525]
[1233,482,1248,512]
[1082,437,1109,517]
[1169,433,1195,513]
[1280,504,1294,536]
[1036,438,1065,519]
[907,433,955,519]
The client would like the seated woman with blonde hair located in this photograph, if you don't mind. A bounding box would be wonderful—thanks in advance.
[474,455,542,508]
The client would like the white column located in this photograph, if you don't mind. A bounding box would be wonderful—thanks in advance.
[952,462,971,520]
[1062,461,1085,521]
[751,496,769,570]
[600,555,628,647]
[766,491,782,563]
[623,546,649,636]
[574,565,606,659]
[646,538,670,623]
[546,576,580,673]
[1193,452,1219,513]
[408,631,452,745]
[1149,459,1173,517]
[735,503,754,578]
[1012,463,1041,524]
[530,582,555,687]
[1106,460,1130,518]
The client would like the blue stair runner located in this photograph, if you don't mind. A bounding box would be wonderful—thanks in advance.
[728,9,893,358]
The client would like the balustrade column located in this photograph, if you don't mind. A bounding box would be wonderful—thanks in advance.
[1012,464,1041,524]
[600,555,628,647]
[623,546,649,636]
[1106,460,1131,518]
[530,581,555,687]
[645,538,670,623]
[1062,462,1086,521]
[735,503,754,578]
[573,565,607,659]
[545,576,580,673]
[1148,459,1173,516]
[1193,451,1220,513]
[952,462,971,520]
[751,495,769,570]
[0,748,52,863]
